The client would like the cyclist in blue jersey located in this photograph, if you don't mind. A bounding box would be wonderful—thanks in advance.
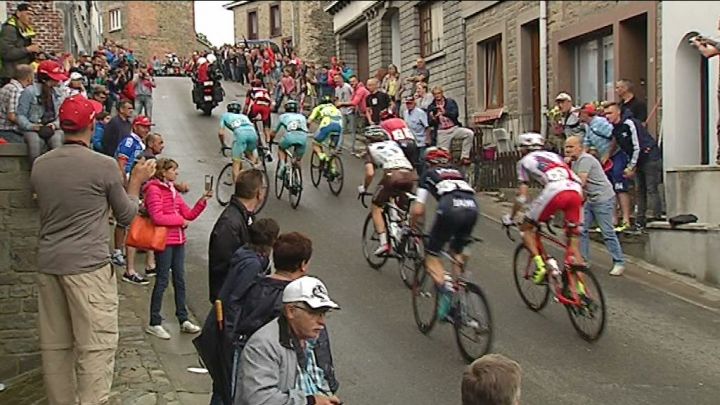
[271,100,309,179]
[308,95,343,163]
[218,101,259,182]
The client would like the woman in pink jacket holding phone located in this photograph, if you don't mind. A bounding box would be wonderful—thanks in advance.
[144,158,212,340]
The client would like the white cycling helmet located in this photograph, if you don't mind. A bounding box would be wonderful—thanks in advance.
[206,54,217,64]
[518,132,545,149]
[197,57,207,65]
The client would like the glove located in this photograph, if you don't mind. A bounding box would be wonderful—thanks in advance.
[501,214,514,227]
[357,185,366,195]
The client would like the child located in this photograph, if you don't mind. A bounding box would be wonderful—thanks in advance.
[91,111,111,152]
[144,158,212,339]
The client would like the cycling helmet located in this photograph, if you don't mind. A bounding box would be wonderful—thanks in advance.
[364,125,388,143]
[250,78,262,87]
[284,100,299,113]
[320,95,333,105]
[518,132,545,150]
[424,147,451,165]
[379,109,395,121]
[206,54,217,64]
[227,101,243,114]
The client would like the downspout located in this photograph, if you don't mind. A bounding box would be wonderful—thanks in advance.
[291,3,297,52]
[539,0,548,137]
[462,17,468,127]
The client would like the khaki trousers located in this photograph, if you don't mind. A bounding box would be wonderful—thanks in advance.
[38,264,119,405]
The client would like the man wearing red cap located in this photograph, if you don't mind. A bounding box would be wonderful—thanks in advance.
[114,114,154,285]
[16,59,68,166]
[31,95,156,405]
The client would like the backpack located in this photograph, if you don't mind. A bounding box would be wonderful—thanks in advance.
[669,214,698,227]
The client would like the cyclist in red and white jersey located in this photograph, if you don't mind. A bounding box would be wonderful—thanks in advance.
[379,110,419,169]
[502,133,586,284]
[244,78,274,146]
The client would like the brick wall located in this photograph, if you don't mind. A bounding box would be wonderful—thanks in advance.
[0,145,40,382]
[231,1,293,47]
[7,0,64,54]
[101,1,202,61]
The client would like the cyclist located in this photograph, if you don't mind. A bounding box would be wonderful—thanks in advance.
[271,100,309,179]
[358,126,418,256]
[501,133,586,284]
[244,78,274,154]
[379,109,419,169]
[308,95,344,163]
[410,147,478,319]
[218,101,258,181]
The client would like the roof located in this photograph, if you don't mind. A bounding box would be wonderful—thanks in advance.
[224,1,252,10]
[324,0,352,15]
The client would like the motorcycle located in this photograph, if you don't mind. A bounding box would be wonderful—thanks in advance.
[192,70,224,116]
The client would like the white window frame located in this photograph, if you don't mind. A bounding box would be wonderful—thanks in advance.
[109,9,121,32]
[419,1,444,57]
[573,33,614,104]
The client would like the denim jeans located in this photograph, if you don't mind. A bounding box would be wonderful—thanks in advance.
[344,112,358,152]
[24,130,63,167]
[636,157,663,226]
[135,95,153,120]
[0,129,24,143]
[149,244,188,326]
[581,197,625,265]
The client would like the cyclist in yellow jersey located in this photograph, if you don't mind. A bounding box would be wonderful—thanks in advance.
[308,95,344,162]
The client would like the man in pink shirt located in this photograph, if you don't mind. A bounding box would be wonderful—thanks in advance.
[348,75,370,154]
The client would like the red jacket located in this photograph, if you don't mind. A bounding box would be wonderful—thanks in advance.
[197,63,210,82]
[144,179,207,246]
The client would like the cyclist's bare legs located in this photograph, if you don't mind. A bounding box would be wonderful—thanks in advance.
[426,254,445,286]
[232,159,243,182]
[520,222,541,257]
[372,203,386,236]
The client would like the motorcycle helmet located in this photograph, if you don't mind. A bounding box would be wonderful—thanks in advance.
[197,57,207,65]
[207,54,217,64]
[284,100,299,113]
[227,101,243,114]
[424,147,451,166]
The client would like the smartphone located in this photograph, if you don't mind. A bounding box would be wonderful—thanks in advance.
[204,175,214,192]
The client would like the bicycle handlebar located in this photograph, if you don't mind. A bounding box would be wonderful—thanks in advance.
[220,146,232,158]
[358,191,372,209]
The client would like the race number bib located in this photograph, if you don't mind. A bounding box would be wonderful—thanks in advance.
[546,167,570,182]
[287,120,300,131]
[229,119,244,130]
[391,128,415,141]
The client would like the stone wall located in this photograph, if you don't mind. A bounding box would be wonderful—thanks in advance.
[297,1,335,64]
[7,0,65,54]
[101,1,202,61]
[0,145,40,382]
[230,1,293,46]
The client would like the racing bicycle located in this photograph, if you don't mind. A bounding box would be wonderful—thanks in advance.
[505,221,607,341]
[310,133,344,196]
[359,191,424,289]
[216,144,270,213]
[412,235,493,363]
[274,142,303,209]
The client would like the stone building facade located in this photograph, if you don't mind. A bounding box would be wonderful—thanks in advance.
[99,1,205,61]
[2,0,101,56]
[225,1,334,64]
[327,0,468,124]
[0,145,41,383]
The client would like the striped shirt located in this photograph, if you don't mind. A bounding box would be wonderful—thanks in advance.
[0,79,24,131]
[296,339,332,396]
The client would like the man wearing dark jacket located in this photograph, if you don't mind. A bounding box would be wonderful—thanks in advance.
[101,100,133,157]
[427,86,474,165]
[208,169,266,303]
[0,3,40,85]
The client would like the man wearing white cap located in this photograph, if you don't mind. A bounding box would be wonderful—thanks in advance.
[236,276,342,405]
[554,92,584,139]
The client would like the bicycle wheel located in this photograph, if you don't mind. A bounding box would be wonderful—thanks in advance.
[513,244,550,311]
[216,163,234,206]
[399,233,424,289]
[361,213,388,270]
[310,151,322,187]
[327,155,344,196]
[254,168,270,214]
[289,165,302,209]
[274,162,285,200]
[565,268,607,342]
[454,282,493,363]
[412,265,438,334]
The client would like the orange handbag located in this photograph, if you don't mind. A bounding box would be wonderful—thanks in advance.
[126,214,167,252]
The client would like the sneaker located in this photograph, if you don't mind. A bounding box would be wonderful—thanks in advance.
[532,257,547,284]
[609,263,625,276]
[626,224,645,235]
[277,164,287,179]
[122,272,150,285]
[180,320,201,334]
[111,250,127,267]
[614,222,630,233]
[437,290,453,321]
[373,244,391,256]
[145,267,157,278]
[145,325,171,340]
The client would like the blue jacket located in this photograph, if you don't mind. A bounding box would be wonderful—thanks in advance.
[92,121,106,152]
[427,97,461,129]
[612,117,660,169]
[16,83,64,131]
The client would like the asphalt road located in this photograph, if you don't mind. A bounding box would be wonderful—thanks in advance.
[152,77,720,405]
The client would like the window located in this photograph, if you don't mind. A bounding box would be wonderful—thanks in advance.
[418,2,443,57]
[109,9,121,32]
[248,11,258,40]
[479,35,504,109]
[270,4,281,38]
[573,34,614,104]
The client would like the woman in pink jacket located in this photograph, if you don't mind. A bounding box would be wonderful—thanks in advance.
[144,158,212,340]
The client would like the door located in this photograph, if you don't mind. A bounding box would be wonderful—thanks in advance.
[528,20,541,132]
[356,35,370,82]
